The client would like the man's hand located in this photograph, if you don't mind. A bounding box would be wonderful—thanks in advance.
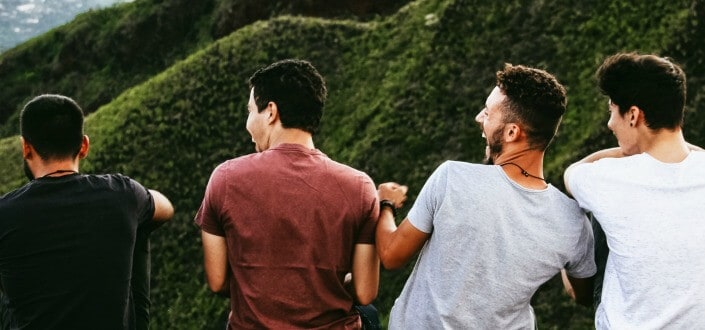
[378,182,408,209]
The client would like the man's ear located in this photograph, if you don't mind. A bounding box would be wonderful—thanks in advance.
[20,137,33,159]
[504,123,523,143]
[628,106,643,127]
[78,135,90,159]
[267,102,279,125]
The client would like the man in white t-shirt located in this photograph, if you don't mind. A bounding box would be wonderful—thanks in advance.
[377,64,596,329]
[564,52,705,329]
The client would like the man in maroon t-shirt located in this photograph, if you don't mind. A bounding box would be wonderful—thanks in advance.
[195,59,380,329]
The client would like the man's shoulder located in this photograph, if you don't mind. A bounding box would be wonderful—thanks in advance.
[443,160,486,171]
[309,159,374,195]
[76,173,152,199]
[546,185,583,212]
[211,154,260,176]
[325,157,371,177]
[84,173,135,186]
[569,154,650,185]
[0,174,136,205]
[688,150,705,162]
[437,160,495,180]
[0,183,31,204]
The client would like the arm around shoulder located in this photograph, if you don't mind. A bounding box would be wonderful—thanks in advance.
[564,147,624,196]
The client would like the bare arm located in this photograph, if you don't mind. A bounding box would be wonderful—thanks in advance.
[569,147,626,167]
[201,230,229,294]
[560,269,576,300]
[350,244,379,305]
[149,189,174,222]
[375,183,430,270]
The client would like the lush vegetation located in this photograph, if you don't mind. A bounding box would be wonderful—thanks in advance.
[0,0,407,137]
[1,0,704,328]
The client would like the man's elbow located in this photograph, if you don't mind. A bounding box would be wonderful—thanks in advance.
[207,282,221,293]
[206,277,228,295]
[150,189,175,221]
[207,282,225,294]
[377,249,406,270]
[355,289,378,306]
[380,259,405,271]
[158,203,175,221]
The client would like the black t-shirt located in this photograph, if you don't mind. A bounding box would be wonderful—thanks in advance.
[0,173,155,330]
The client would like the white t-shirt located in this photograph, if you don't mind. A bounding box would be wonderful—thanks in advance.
[388,161,595,329]
[566,152,705,329]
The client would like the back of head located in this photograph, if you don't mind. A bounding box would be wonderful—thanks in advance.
[596,52,686,129]
[20,94,85,160]
[248,59,327,134]
[496,64,567,151]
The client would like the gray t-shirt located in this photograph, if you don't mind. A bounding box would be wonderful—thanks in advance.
[389,161,596,329]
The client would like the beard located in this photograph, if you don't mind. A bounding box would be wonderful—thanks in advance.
[482,127,504,165]
[482,146,493,165]
[23,159,35,181]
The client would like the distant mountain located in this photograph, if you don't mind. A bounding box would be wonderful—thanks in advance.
[0,0,132,52]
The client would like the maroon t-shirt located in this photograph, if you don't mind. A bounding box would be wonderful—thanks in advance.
[195,143,378,329]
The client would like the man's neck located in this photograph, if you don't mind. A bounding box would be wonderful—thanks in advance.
[268,128,315,150]
[32,159,80,178]
[639,127,689,163]
[494,148,547,189]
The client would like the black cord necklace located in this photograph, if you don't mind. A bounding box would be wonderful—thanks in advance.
[499,162,546,182]
[40,169,78,179]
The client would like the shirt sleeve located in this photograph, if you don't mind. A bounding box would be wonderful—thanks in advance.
[566,163,599,213]
[407,161,450,234]
[194,164,227,237]
[565,213,597,278]
[355,175,379,245]
[127,177,156,228]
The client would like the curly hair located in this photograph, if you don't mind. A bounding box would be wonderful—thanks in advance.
[596,52,686,130]
[248,59,327,134]
[496,64,567,151]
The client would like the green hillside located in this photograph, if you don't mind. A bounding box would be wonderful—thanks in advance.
[1,0,704,328]
[0,0,408,138]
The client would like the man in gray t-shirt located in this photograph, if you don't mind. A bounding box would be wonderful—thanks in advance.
[376,64,596,329]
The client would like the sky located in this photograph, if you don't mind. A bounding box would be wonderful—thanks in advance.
[0,0,133,52]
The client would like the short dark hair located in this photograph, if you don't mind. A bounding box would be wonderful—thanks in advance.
[496,64,567,151]
[596,52,686,129]
[248,59,327,134]
[20,94,84,160]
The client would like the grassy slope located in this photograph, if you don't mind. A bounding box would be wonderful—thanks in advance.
[0,0,218,137]
[1,0,704,328]
[0,0,410,138]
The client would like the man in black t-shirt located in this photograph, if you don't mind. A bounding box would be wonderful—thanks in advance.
[0,94,174,329]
